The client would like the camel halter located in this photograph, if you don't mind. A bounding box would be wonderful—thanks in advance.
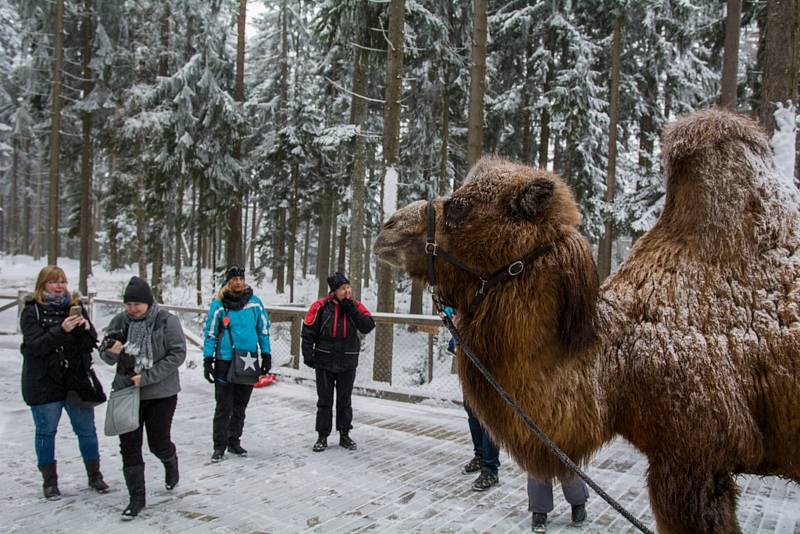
[424,200,551,314]
[424,199,653,534]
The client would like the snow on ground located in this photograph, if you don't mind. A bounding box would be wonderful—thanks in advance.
[1,257,800,532]
[0,334,798,533]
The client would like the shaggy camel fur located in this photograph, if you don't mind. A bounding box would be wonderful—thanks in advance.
[374,109,800,534]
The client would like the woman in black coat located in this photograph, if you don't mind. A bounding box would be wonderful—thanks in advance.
[20,265,109,500]
[301,272,375,452]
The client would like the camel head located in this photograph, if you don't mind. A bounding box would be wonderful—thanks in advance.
[375,156,599,355]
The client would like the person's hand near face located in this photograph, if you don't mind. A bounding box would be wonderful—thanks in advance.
[334,284,352,302]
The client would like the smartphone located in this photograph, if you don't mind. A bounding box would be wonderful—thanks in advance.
[69,305,82,317]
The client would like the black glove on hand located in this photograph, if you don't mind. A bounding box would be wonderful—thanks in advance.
[260,353,272,375]
[339,298,357,315]
[203,358,215,383]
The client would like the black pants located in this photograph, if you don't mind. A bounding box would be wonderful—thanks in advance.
[119,395,178,468]
[213,360,254,449]
[315,367,356,436]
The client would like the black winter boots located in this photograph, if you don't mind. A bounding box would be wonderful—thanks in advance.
[162,454,179,490]
[121,464,146,520]
[227,443,248,456]
[84,458,110,493]
[312,434,327,452]
[38,461,60,500]
[339,431,357,450]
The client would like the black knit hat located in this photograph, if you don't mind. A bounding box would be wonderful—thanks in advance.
[224,264,246,285]
[123,276,154,305]
[327,272,350,293]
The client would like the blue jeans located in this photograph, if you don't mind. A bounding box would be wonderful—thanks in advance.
[30,401,100,466]
[465,402,500,474]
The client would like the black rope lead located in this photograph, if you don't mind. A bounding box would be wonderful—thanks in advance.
[435,299,653,534]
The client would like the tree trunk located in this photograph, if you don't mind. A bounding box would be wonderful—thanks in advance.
[195,184,204,305]
[287,160,299,301]
[136,185,147,280]
[225,0,247,266]
[23,139,31,255]
[316,185,332,297]
[597,15,623,280]
[521,40,534,163]
[375,0,405,383]
[760,0,800,135]
[79,0,94,294]
[409,278,424,314]
[439,62,450,195]
[363,231,371,288]
[249,203,258,271]
[337,226,347,274]
[538,43,556,169]
[720,0,742,109]
[174,183,184,279]
[9,139,18,255]
[348,8,370,299]
[329,200,338,276]
[47,0,66,265]
[151,236,163,302]
[275,208,286,294]
[302,218,310,279]
[466,0,487,172]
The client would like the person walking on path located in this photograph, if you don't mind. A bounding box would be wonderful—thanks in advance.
[202,265,272,462]
[100,276,186,520]
[20,265,109,500]
[528,473,589,532]
[302,272,375,452]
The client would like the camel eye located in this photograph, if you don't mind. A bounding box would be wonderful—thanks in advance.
[444,197,472,229]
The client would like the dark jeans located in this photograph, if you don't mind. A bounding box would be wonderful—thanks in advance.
[213,360,254,449]
[465,402,500,474]
[30,401,100,465]
[119,395,178,468]
[315,367,356,436]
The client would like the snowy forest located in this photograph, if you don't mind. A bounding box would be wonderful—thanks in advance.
[0,0,797,311]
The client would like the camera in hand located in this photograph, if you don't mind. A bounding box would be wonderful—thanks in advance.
[102,330,126,351]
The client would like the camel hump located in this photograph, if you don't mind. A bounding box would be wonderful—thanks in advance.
[650,108,799,256]
[661,108,770,171]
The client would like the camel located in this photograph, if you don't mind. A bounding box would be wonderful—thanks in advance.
[374,109,800,533]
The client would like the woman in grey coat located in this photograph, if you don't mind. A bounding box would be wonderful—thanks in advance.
[100,276,186,520]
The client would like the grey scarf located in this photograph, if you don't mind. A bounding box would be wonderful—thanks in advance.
[126,302,160,373]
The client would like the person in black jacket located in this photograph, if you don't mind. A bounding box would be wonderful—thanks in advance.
[20,265,109,500]
[302,272,375,452]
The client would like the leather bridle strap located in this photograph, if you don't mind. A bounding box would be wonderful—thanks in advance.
[468,242,551,313]
[425,200,551,314]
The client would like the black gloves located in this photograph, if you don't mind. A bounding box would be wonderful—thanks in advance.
[203,358,215,383]
[261,353,272,375]
[339,298,357,315]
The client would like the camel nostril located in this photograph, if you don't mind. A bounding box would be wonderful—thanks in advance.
[382,219,397,230]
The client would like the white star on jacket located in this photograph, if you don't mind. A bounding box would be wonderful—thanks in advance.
[240,353,258,372]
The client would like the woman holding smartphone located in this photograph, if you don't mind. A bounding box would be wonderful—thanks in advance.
[19,265,109,500]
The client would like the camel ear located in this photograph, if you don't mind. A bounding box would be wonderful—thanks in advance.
[512,179,555,219]
[557,238,599,355]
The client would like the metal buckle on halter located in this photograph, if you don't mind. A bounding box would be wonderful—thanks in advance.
[476,279,488,296]
[507,261,524,276]
[425,242,438,256]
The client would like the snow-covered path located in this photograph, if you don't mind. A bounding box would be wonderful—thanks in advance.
[0,334,798,533]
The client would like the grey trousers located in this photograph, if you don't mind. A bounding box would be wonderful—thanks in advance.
[527,473,589,514]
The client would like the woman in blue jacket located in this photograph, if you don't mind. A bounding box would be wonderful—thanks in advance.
[202,265,271,462]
